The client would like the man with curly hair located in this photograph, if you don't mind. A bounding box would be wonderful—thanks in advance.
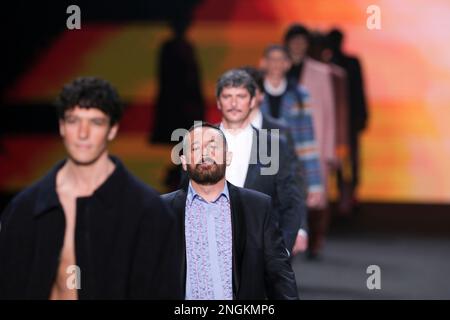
[0,77,182,300]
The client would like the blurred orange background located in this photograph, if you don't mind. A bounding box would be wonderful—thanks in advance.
[3,0,450,203]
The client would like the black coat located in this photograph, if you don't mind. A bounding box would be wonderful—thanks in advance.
[261,115,308,231]
[0,157,183,299]
[162,182,299,300]
[243,127,303,251]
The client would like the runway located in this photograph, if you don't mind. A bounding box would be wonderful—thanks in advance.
[293,204,450,299]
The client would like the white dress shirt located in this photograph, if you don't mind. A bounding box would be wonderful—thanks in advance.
[220,124,253,187]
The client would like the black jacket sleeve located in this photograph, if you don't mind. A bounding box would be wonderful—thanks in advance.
[263,198,299,300]
[283,129,308,231]
[0,198,34,299]
[275,136,303,252]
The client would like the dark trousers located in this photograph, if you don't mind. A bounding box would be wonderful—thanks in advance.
[308,208,331,254]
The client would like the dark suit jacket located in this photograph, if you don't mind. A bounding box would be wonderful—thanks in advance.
[0,157,183,299]
[243,126,303,251]
[261,114,308,231]
[161,182,299,300]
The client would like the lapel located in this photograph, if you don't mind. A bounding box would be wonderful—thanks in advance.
[227,182,246,299]
[171,188,188,296]
[261,115,270,130]
[179,181,247,299]
[243,127,261,189]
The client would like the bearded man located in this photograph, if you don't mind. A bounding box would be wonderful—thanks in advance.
[161,122,298,300]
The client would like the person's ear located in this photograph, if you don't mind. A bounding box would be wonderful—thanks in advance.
[217,99,222,111]
[249,96,256,110]
[180,155,188,171]
[107,124,119,141]
[226,151,233,166]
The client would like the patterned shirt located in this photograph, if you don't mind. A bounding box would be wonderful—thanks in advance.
[185,181,233,300]
[260,81,324,193]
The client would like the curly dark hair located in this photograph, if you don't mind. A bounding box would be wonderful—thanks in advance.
[56,77,124,125]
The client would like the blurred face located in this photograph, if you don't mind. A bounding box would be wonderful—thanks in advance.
[286,35,309,60]
[217,86,255,125]
[321,48,333,63]
[263,49,291,78]
[182,127,231,185]
[59,106,118,165]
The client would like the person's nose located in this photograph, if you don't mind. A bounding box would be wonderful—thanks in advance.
[231,96,237,107]
[202,146,210,159]
[78,120,90,140]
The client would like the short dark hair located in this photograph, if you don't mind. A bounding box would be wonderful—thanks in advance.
[308,31,330,60]
[216,69,257,98]
[284,23,310,44]
[239,66,264,93]
[182,121,228,156]
[327,28,344,52]
[56,76,124,125]
[263,44,289,58]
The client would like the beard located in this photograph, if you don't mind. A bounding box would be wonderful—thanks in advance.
[186,158,226,185]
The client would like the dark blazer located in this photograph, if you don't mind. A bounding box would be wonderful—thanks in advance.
[262,114,295,151]
[261,114,308,231]
[162,182,298,300]
[243,126,303,251]
[0,156,183,300]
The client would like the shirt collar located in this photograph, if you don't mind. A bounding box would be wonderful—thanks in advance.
[264,78,287,96]
[186,180,230,206]
[219,122,253,138]
[33,155,127,217]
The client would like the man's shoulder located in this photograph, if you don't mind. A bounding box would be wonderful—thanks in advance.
[12,163,59,203]
[111,166,173,222]
[345,54,360,64]
[0,166,58,221]
[305,57,332,75]
[262,114,288,131]
[230,183,271,204]
[160,189,181,203]
[255,123,289,143]
[120,168,162,203]
[6,180,42,211]
[330,63,347,78]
